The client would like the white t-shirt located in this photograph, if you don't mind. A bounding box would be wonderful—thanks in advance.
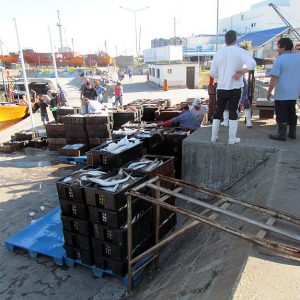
[210,45,256,90]
[87,100,103,114]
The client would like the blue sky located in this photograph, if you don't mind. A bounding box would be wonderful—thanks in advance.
[0,0,262,55]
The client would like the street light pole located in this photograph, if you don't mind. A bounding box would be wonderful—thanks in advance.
[120,6,149,63]
[216,0,219,52]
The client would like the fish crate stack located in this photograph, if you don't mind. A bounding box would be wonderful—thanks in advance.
[0,141,26,153]
[85,170,152,276]
[57,166,111,265]
[14,130,39,142]
[112,111,141,130]
[87,138,144,168]
[63,114,88,145]
[56,107,81,123]
[85,114,113,147]
[123,155,177,242]
[45,122,66,151]
[163,128,193,178]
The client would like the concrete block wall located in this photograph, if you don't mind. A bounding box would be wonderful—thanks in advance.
[182,139,278,191]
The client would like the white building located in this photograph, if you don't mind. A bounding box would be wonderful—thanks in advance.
[148,63,199,89]
[219,0,300,35]
[144,46,183,63]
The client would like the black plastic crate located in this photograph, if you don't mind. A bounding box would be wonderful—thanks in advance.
[84,176,144,211]
[89,140,143,168]
[141,107,158,121]
[85,114,113,124]
[63,231,92,251]
[91,206,153,246]
[65,245,94,265]
[61,215,91,236]
[60,199,89,220]
[93,235,154,276]
[88,199,150,228]
[15,131,39,141]
[28,137,48,148]
[56,180,87,204]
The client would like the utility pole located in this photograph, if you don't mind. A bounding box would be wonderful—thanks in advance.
[0,39,3,56]
[139,26,141,58]
[216,0,219,51]
[174,17,176,44]
[71,38,74,57]
[57,10,63,52]
[120,6,149,63]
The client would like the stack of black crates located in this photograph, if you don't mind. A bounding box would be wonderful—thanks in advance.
[112,111,141,130]
[58,139,155,276]
[85,114,113,148]
[63,114,88,145]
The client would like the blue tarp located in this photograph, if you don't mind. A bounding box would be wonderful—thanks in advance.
[237,26,288,47]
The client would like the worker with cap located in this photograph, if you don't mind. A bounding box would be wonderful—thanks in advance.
[190,98,208,127]
[159,104,200,130]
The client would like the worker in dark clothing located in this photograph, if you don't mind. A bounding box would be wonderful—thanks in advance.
[39,96,49,126]
[49,92,58,121]
[159,105,200,130]
[81,82,97,100]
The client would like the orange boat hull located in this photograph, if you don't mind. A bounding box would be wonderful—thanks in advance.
[0,104,29,131]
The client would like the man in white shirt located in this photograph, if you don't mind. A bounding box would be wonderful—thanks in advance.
[83,97,103,114]
[210,30,256,144]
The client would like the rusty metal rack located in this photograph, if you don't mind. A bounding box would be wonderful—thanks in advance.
[126,175,300,291]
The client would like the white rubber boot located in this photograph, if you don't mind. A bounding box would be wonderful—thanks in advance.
[221,110,229,126]
[211,119,220,142]
[228,120,241,144]
[244,109,252,128]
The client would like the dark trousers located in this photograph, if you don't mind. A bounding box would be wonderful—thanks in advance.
[52,111,57,121]
[214,89,241,120]
[275,100,297,125]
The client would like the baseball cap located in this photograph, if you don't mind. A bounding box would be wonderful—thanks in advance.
[192,98,201,106]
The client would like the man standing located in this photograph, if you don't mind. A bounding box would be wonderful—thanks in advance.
[267,37,300,141]
[210,30,256,144]
[94,80,106,103]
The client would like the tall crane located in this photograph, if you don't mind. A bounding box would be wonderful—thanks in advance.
[269,3,300,42]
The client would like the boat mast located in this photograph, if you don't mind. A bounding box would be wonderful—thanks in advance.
[57,11,63,52]
[13,18,34,128]
[48,27,59,88]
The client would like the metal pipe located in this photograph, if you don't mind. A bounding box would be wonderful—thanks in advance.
[127,190,300,260]
[158,175,300,225]
[48,27,59,88]
[132,254,158,276]
[13,18,34,128]
[146,183,300,243]
[127,194,133,291]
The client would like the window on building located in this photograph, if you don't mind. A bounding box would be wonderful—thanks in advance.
[241,15,244,20]
[156,69,160,78]
[251,22,256,28]
[223,28,227,33]
[149,68,151,76]
[152,68,155,76]
[167,69,172,74]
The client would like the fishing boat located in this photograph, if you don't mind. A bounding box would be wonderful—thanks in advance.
[0,102,29,131]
